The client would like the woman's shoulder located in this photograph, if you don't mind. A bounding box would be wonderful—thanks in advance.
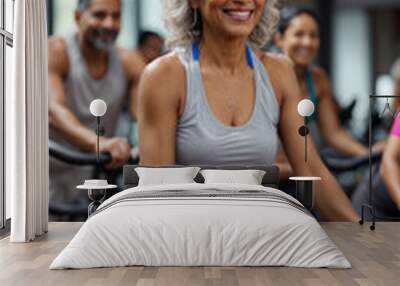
[142,51,186,82]
[141,51,186,95]
[140,51,186,107]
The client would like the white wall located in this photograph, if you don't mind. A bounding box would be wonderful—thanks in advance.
[332,8,371,136]
[140,0,166,37]
[118,0,137,48]
[53,0,77,36]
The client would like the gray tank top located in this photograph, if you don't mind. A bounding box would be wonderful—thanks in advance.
[49,34,127,205]
[50,33,127,145]
[175,44,280,166]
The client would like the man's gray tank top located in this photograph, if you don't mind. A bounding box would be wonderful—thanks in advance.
[175,44,280,166]
[49,34,127,205]
[50,34,127,144]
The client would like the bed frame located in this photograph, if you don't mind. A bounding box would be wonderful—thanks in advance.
[122,165,280,189]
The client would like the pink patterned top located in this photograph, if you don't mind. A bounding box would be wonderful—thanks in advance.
[391,113,400,137]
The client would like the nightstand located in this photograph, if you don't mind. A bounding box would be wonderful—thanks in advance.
[289,177,321,210]
[77,180,117,216]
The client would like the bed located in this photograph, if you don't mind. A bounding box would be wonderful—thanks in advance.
[50,165,351,269]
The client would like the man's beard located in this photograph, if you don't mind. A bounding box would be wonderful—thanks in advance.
[88,28,118,50]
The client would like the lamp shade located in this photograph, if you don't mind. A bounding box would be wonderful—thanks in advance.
[297,99,315,117]
[90,99,107,117]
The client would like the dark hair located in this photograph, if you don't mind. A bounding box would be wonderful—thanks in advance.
[138,31,163,46]
[277,5,320,34]
[77,0,121,12]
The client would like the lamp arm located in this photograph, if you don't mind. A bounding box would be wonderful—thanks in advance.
[96,117,100,165]
[305,117,308,163]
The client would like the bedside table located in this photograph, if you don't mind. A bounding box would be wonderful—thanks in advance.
[77,180,117,216]
[289,177,321,210]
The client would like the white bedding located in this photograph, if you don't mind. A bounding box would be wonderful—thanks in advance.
[50,183,351,269]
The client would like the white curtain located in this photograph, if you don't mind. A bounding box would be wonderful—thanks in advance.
[7,0,49,242]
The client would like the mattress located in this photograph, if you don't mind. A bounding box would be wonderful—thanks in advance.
[50,183,351,269]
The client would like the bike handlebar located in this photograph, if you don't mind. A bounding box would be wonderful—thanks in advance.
[322,151,382,172]
[49,140,112,166]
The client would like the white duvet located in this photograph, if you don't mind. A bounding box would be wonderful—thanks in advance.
[50,183,351,269]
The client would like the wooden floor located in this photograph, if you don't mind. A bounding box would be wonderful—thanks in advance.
[0,222,399,286]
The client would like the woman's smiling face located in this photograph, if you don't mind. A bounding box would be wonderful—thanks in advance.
[192,0,266,39]
[277,13,320,67]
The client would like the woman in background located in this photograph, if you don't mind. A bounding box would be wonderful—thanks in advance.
[137,0,358,221]
[273,6,371,179]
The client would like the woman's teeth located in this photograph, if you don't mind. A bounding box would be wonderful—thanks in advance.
[297,49,312,57]
[224,10,252,21]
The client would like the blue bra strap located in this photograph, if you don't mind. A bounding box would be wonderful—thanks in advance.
[192,42,254,69]
[245,45,255,69]
[192,42,200,61]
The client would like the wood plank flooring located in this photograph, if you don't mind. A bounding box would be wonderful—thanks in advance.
[0,222,399,286]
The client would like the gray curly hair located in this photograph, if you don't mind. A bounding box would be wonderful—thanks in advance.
[162,0,280,48]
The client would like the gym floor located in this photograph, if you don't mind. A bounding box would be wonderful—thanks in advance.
[0,222,399,286]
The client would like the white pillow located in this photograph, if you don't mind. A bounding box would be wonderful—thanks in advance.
[135,167,201,186]
[200,169,266,185]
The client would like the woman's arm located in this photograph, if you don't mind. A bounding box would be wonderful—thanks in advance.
[381,136,400,208]
[265,55,359,221]
[137,54,185,165]
[316,69,367,156]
